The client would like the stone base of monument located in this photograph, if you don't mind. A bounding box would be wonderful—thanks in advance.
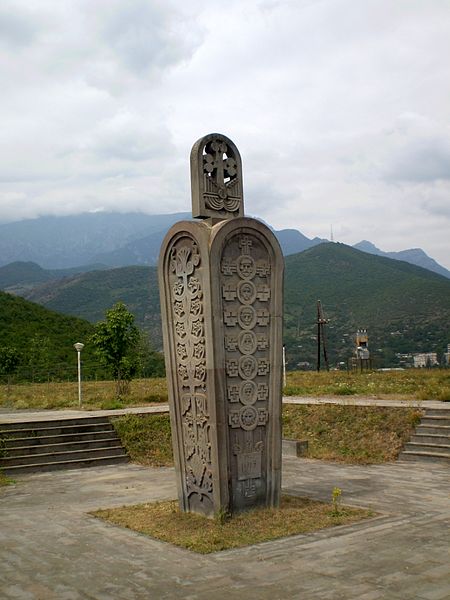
[282,439,309,457]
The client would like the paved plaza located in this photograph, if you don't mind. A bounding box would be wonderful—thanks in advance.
[0,457,449,600]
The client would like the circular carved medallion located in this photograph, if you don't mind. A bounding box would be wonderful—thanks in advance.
[238,355,258,379]
[239,380,257,405]
[237,255,256,280]
[238,330,257,355]
[238,305,257,330]
[237,280,257,305]
[239,405,259,431]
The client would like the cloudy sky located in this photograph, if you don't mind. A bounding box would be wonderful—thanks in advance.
[1,0,449,267]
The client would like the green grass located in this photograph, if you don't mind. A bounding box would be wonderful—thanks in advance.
[0,377,168,411]
[92,495,374,554]
[284,369,450,401]
[1,370,449,412]
[111,405,421,466]
[0,470,15,487]
[283,405,422,463]
[111,414,173,466]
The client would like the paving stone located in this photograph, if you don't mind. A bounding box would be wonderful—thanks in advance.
[1,458,449,599]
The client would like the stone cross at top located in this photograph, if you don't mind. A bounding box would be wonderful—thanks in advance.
[190,133,244,220]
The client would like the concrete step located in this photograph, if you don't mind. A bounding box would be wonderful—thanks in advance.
[411,433,450,445]
[399,451,450,465]
[415,425,450,436]
[0,416,112,431]
[0,423,115,438]
[0,446,125,467]
[4,438,122,457]
[404,442,450,456]
[424,409,450,417]
[2,430,118,448]
[1,454,128,475]
[420,416,450,427]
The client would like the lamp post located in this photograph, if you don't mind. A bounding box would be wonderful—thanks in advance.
[74,342,84,408]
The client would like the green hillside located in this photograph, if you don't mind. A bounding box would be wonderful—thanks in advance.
[17,243,450,368]
[284,243,450,367]
[23,266,162,346]
[0,290,96,377]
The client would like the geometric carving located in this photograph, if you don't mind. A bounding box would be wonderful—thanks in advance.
[227,384,240,402]
[257,334,269,350]
[256,309,270,326]
[224,310,238,326]
[222,283,237,301]
[226,359,239,377]
[256,285,270,302]
[228,406,269,431]
[257,358,270,376]
[225,335,238,351]
[257,383,269,401]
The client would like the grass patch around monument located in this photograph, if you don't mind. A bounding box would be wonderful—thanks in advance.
[283,405,422,463]
[92,495,374,554]
[111,406,421,467]
[111,414,173,466]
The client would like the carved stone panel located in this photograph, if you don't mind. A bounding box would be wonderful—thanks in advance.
[219,230,276,510]
[162,233,214,515]
[191,133,244,220]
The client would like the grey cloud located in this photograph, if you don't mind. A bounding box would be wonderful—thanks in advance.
[0,6,39,47]
[98,0,202,75]
[384,138,450,183]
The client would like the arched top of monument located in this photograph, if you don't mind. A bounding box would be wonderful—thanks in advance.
[190,133,244,220]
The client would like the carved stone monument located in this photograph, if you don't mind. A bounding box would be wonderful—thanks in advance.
[159,133,284,517]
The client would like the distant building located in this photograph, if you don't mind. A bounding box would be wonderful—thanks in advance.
[444,344,450,366]
[413,352,439,368]
[355,329,370,360]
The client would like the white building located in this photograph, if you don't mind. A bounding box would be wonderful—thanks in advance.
[413,353,439,368]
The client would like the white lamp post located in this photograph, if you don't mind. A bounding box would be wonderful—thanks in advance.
[74,342,84,408]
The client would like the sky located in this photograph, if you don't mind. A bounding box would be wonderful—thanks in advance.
[1,0,449,268]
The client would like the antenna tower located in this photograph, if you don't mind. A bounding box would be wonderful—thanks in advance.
[316,300,329,372]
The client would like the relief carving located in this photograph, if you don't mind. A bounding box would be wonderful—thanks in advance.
[169,240,213,506]
[220,232,274,504]
[191,133,244,219]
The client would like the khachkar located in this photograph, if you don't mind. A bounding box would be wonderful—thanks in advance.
[159,133,284,517]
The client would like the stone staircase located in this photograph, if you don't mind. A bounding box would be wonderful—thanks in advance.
[0,416,128,475]
[399,408,450,465]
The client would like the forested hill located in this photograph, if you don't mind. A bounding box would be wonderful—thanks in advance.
[283,243,450,366]
[0,290,95,369]
[3,243,450,368]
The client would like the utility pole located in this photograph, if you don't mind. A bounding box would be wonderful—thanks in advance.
[316,300,329,372]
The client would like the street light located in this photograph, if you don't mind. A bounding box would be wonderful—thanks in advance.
[74,342,84,408]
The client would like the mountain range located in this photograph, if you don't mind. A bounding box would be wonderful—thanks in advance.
[0,212,448,278]
[2,242,448,369]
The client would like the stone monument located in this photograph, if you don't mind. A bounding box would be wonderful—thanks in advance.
[159,133,284,517]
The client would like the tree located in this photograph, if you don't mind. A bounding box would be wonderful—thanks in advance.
[0,346,20,394]
[90,302,140,397]
[137,333,165,378]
